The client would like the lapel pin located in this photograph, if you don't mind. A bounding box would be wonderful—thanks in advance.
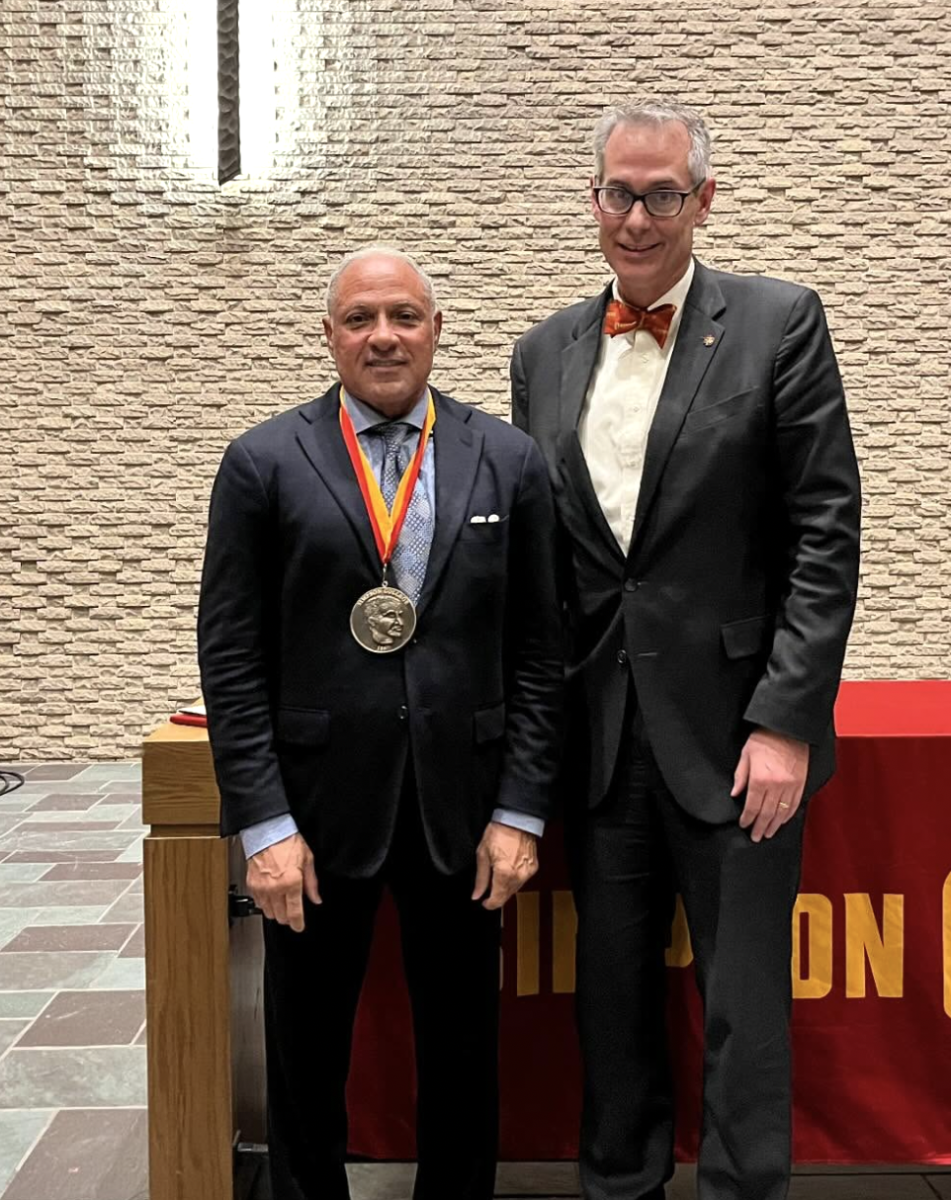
[703,334,716,346]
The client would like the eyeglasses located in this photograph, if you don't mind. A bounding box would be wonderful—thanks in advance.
[592,181,705,218]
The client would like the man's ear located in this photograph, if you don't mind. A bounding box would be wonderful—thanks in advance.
[694,177,717,228]
[322,315,334,350]
[432,309,443,347]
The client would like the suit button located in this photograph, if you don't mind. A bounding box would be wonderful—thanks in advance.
[398,705,408,721]
[624,579,639,593]
[617,649,628,665]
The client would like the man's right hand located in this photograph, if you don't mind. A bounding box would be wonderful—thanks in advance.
[247,833,321,932]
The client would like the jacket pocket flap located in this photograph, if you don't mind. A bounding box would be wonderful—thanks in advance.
[275,707,330,746]
[721,615,772,660]
[474,702,506,744]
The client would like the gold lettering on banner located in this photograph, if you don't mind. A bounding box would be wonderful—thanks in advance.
[552,890,578,993]
[845,893,904,998]
[516,891,540,996]
[665,895,694,967]
[793,894,833,999]
[943,872,951,1020]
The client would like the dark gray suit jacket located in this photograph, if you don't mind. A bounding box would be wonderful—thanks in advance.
[198,384,563,876]
[511,261,861,822]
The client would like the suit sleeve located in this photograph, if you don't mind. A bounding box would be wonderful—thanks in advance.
[197,439,291,835]
[744,289,861,744]
[510,340,530,433]
[495,436,565,821]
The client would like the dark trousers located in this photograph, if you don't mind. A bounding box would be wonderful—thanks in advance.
[262,789,502,1200]
[574,712,806,1200]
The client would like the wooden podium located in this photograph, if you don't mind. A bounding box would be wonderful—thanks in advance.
[142,718,266,1200]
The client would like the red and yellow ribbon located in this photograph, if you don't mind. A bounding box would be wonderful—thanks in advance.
[338,388,436,568]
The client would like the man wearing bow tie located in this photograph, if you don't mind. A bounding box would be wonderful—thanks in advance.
[511,102,861,1200]
[199,248,563,1200]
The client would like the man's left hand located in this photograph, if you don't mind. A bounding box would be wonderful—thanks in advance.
[472,821,538,910]
[733,728,810,843]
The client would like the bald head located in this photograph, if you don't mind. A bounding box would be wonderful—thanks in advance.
[322,248,442,419]
[325,247,437,317]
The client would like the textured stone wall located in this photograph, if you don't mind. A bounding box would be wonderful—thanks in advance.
[3,0,949,759]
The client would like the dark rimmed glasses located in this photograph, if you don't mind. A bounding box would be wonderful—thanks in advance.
[592,180,705,218]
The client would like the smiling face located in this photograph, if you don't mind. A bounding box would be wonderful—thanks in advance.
[323,254,442,418]
[592,120,716,308]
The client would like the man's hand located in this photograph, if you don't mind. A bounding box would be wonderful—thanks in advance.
[247,832,321,932]
[472,821,538,911]
[733,729,810,843]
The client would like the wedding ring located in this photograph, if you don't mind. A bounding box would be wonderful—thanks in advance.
[778,801,790,809]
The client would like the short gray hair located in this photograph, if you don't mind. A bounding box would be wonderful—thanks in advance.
[325,246,438,316]
[593,101,712,186]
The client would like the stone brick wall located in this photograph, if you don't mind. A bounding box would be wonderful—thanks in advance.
[3,0,949,759]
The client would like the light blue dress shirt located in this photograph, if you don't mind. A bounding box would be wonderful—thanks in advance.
[240,389,544,858]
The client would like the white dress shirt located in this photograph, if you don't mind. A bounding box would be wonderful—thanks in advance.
[579,259,695,549]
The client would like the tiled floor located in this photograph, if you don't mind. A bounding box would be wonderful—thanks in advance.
[0,763,948,1199]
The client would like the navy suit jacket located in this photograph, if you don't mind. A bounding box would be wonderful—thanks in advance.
[511,262,861,821]
[198,384,563,876]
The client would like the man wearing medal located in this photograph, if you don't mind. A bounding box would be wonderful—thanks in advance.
[198,247,563,1200]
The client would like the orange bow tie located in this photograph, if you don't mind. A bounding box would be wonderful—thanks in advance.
[603,299,677,349]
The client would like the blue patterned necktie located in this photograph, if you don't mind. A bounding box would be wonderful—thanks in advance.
[374,422,434,605]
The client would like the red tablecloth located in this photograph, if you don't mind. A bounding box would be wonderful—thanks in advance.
[347,681,951,1164]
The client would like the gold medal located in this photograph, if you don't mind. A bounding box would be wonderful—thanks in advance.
[339,388,435,655]
[350,585,416,654]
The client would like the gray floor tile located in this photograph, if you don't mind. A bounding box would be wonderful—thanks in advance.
[2,1107,147,1200]
[0,992,54,1019]
[3,923,135,952]
[496,1163,580,1194]
[91,957,146,991]
[0,833,138,855]
[0,950,116,991]
[0,865,50,884]
[27,794,99,812]
[21,766,87,781]
[3,850,123,864]
[347,1162,416,1199]
[39,863,141,882]
[0,818,22,839]
[94,794,142,807]
[115,842,143,864]
[76,764,141,781]
[0,1109,53,1196]
[118,925,144,957]
[0,1045,146,1108]
[0,880,131,909]
[0,911,40,947]
[30,905,112,925]
[0,1020,29,1056]
[99,893,144,923]
[11,820,122,834]
[788,1173,936,1198]
[17,990,145,1047]
[926,1176,951,1199]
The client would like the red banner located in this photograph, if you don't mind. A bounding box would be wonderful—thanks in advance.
[347,682,951,1164]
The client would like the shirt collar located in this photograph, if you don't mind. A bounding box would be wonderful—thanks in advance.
[343,388,430,435]
[611,257,695,312]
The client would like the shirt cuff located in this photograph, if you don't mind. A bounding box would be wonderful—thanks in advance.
[240,814,299,859]
[491,807,545,838]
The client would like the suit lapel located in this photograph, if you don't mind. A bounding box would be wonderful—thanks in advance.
[416,390,483,617]
[295,384,382,576]
[628,264,726,557]
[558,287,610,431]
[558,284,625,565]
